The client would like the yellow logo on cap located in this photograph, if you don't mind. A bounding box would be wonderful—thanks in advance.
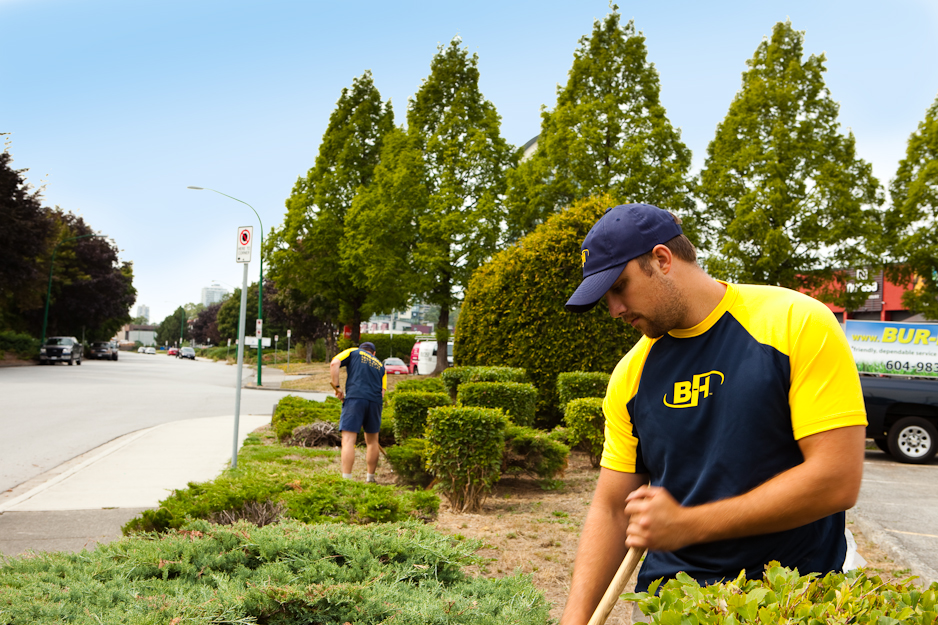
[581,249,589,267]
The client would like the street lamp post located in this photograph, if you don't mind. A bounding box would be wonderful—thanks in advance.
[179,308,186,348]
[188,186,264,386]
[41,233,105,347]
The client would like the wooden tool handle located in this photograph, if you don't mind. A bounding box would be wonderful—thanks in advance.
[587,546,646,625]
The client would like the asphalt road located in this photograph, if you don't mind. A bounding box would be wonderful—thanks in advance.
[853,448,938,583]
[0,351,299,493]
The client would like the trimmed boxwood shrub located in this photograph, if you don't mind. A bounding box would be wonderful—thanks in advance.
[391,391,451,441]
[557,371,610,411]
[0,520,551,625]
[503,425,569,479]
[454,195,643,427]
[271,395,341,440]
[385,437,434,488]
[425,406,507,512]
[564,397,605,467]
[441,365,528,401]
[395,376,446,394]
[458,381,537,426]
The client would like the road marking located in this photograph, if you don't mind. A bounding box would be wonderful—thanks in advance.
[886,529,938,539]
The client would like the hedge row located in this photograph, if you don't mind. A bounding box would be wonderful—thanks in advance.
[557,371,610,410]
[458,381,537,426]
[395,376,447,394]
[337,333,417,362]
[392,391,452,441]
[564,397,605,468]
[0,520,550,625]
[0,330,39,358]
[441,365,528,401]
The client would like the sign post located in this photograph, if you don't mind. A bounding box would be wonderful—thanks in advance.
[231,226,253,469]
[287,329,291,374]
[274,335,279,366]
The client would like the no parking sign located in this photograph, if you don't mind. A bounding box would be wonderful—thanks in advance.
[236,226,253,263]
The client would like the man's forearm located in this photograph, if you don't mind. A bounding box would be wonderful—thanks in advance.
[561,469,647,625]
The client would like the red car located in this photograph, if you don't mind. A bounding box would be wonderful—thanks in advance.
[383,357,409,375]
[167,347,179,356]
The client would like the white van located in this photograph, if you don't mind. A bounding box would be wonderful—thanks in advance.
[412,340,453,375]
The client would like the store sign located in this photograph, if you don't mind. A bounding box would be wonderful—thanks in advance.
[846,320,938,377]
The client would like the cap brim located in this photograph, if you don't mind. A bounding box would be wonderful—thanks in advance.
[565,263,626,313]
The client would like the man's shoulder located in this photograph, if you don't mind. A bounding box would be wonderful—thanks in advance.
[731,283,836,325]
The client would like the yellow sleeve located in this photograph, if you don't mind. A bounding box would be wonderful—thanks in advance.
[331,348,355,364]
[788,300,867,440]
[382,372,387,390]
[600,338,653,473]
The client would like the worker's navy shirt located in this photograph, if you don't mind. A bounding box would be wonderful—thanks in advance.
[333,347,386,402]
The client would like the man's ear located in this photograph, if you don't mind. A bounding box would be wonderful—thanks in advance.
[652,244,673,275]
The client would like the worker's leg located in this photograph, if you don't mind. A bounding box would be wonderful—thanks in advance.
[364,432,380,476]
[341,430,358,475]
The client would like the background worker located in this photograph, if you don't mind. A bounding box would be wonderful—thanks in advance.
[330,341,386,483]
[560,203,867,625]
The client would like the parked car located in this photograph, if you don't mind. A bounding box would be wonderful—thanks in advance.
[137,346,146,353]
[179,347,196,360]
[39,336,83,366]
[167,347,179,356]
[88,341,118,361]
[861,375,938,464]
[383,357,408,375]
[145,347,156,355]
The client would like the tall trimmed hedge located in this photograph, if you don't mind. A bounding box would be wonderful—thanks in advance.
[454,195,642,426]
[441,365,528,401]
[425,406,507,512]
[391,391,452,441]
[557,371,610,410]
[336,333,417,362]
[458,381,537,427]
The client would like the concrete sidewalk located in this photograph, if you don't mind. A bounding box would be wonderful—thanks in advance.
[0,414,270,556]
[240,364,309,390]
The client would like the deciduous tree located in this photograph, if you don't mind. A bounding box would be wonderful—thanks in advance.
[505,11,696,243]
[697,21,883,309]
[884,93,938,318]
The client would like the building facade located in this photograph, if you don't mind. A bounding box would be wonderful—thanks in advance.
[201,283,229,307]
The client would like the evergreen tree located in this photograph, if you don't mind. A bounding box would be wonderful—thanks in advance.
[268,71,394,342]
[505,11,696,243]
[884,93,938,318]
[406,37,516,372]
[697,21,883,308]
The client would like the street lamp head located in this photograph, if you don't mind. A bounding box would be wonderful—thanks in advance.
[187,186,204,190]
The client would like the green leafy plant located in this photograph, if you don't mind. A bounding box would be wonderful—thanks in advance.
[391,391,452,441]
[624,563,938,624]
[384,437,434,488]
[441,366,528,401]
[0,520,551,625]
[425,406,507,512]
[0,330,39,359]
[557,371,610,411]
[564,397,605,467]
[458,381,538,426]
[271,395,341,440]
[503,425,569,480]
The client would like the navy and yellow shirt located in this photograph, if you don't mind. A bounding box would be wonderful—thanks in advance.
[333,348,387,402]
[602,282,867,592]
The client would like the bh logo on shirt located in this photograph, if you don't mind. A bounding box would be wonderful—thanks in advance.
[663,371,725,408]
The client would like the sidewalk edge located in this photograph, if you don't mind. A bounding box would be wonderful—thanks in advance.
[848,507,938,586]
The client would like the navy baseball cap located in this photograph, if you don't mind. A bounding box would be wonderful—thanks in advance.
[565,203,683,313]
[359,342,376,353]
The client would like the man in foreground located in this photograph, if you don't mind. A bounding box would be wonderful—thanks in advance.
[330,341,386,483]
[560,203,867,624]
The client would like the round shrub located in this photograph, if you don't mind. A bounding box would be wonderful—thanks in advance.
[457,381,537,426]
[385,438,434,488]
[454,195,642,427]
[425,406,507,512]
[564,397,605,467]
[557,371,610,411]
[391,392,451,441]
[503,425,570,480]
[441,365,528,401]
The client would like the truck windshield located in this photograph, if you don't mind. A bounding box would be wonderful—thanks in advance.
[46,338,73,346]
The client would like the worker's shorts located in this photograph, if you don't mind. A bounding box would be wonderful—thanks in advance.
[339,398,382,434]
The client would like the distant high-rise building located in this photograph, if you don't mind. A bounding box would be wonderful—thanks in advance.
[201,283,229,307]
[135,304,150,323]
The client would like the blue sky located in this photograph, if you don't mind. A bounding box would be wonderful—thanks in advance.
[3,0,937,324]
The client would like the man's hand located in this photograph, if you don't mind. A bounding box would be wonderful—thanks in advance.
[624,485,696,551]
[335,388,345,402]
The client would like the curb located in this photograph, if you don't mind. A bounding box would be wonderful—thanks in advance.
[848,508,938,587]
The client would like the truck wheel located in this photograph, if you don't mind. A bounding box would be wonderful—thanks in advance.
[873,438,890,454]
[887,417,938,464]
[68,357,74,366]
